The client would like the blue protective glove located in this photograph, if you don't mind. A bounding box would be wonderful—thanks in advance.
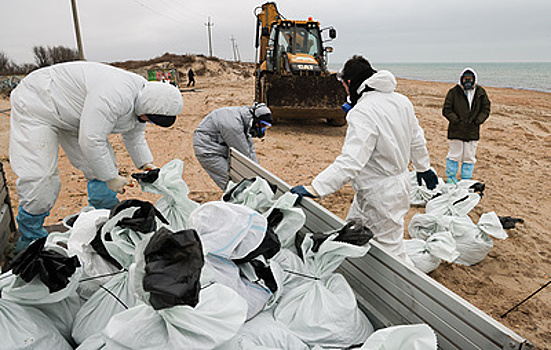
[290,185,318,205]
[416,169,438,190]
[341,102,352,114]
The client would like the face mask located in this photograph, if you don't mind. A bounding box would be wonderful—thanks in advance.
[462,75,474,90]
[250,120,271,138]
[146,114,177,127]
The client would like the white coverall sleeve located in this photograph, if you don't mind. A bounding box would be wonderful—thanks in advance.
[219,124,257,162]
[312,111,378,197]
[78,93,121,181]
[409,111,431,172]
[121,124,154,169]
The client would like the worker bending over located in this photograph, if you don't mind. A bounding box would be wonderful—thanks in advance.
[193,103,272,190]
[9,61,183,252]
[292,55,437,265]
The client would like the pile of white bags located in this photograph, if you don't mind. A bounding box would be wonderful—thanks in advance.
[1,162,439,349]
[407,180,507,269]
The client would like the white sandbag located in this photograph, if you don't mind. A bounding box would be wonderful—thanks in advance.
[188,201,272,319]
[0,238,83,343]
[405,232,459,273]
[135,159,199,231]
[409,170,444,207]
[102,251,248,350]
[224,177,276,212]
[0,299,73,350]
[270,234,373,348]
[449,212,508,266]
[98,206,159,269]
[72,271,136,346]
[408,213,447,241]
[425,187,480,217]
[188,201,267,258]
[262,192,305,252]
[103,285,246,350]
[359,324,437,350]
[74,333,106,350]
[67,208,116,298]
[217,310,309,350]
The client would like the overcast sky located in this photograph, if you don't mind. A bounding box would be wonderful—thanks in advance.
[2,0,550,66]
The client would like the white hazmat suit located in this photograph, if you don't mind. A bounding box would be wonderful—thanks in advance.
[9,61,183,251]
[311,70,432,264]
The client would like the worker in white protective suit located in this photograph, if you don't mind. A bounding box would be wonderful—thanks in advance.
[193,103,272,190]
[291,56,438,265]
[9,61,183,252]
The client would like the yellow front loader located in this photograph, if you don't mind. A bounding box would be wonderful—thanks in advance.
[254,2,347,125]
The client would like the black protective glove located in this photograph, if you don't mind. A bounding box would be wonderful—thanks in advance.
[416,169,438,190]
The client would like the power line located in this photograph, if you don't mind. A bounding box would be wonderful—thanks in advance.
[155,0,204,23]
[163,0,207,20]
[128,0,187,24]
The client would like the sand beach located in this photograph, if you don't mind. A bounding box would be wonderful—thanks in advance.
[0,57,550,348]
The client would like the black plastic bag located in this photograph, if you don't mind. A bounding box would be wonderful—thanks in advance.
[143,227,204,310]
[110,199,169,233]
[90,225,123,270]
[131,168,161,184]
[90,199,169,270]
[7,237,81,293]
[233,226,281,265]
[295,219,374,257]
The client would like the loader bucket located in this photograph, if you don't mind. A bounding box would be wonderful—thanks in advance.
[257,73,348,125]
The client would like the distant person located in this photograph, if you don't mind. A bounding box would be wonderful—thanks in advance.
[9,61,183,252]
[290,55,437,266]
[187,68,196,87]
[193,103,272,190]
[442,67,491,183]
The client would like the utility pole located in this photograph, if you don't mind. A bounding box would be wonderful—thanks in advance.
[205,17,214,57]
[230,35,241,62]
[70,0,85,60]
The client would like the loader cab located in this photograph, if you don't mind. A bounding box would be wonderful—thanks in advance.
[266,20,326,76]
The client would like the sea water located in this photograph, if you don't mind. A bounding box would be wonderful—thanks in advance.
[328,62,551,93]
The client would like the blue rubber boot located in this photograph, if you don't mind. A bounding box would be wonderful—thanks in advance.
[461,163,475,180]
[446,158,459,184]
[15,207,49,253]
[88,179,119,209]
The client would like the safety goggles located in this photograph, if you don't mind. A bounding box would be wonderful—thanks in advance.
[260,120,272,129]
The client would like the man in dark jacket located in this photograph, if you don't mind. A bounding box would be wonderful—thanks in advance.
[442,67,491,183]
[193,103,272,189]
[187,68,195,87]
